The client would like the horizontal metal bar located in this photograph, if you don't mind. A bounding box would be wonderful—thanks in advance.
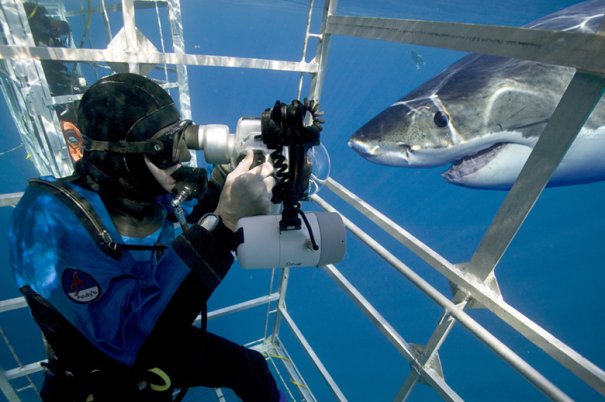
[0,193,23,208]
[312,195,573,402]
[0,46,319,73]
[326,15,605,74]
[279,306,348,401]
[205,292,280,321]
[64,1,167,17]
[322,264,462,402]
[4,362,44,381]
[318,180,605,396]
[0,297,27,313]
[3,293,281,381]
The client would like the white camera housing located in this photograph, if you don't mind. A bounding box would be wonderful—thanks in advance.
[236,212,346,269]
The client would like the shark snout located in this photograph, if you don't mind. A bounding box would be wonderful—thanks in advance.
[348,137,379,157]
[348,136,412,166]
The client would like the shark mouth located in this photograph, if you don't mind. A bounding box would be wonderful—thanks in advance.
[442,143,509,182]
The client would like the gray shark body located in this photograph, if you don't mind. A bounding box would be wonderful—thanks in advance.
[349,0,605,190]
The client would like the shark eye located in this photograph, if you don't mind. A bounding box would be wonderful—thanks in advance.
[433,111,449,128]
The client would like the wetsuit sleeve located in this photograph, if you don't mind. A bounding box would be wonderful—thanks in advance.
[171,224,234,295]
[186,181,221,223]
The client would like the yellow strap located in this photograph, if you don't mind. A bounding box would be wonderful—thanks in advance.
[147,367,171,392]
[267,353,290,362]
[290,378,308,389]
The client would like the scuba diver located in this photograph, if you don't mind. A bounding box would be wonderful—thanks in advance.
[23,2,86,162]
[23,1,85,97]
[8,73,284,401]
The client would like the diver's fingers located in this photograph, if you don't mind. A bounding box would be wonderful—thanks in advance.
[230,150,255,175]
[248,161,274,178]
[263,175,276,193]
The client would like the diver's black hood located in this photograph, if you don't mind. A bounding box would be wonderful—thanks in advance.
[76,73,181,202]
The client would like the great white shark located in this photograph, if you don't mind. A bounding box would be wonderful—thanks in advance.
[348,0,605,190]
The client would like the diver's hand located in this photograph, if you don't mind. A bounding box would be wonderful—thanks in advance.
[215,150,275,231]
[210,151,267,187]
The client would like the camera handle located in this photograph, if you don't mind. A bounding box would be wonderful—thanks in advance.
[261,99,323,237]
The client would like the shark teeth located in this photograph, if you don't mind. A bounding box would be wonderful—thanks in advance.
[442,143,507,181]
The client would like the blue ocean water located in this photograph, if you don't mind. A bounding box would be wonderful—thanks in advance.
[1,0,604,401]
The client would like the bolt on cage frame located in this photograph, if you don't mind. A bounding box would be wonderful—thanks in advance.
[0,0,604,401]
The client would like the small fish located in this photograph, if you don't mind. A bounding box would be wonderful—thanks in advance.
[410,50,426,71]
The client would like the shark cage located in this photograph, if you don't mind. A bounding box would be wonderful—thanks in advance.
[0,0,604,401]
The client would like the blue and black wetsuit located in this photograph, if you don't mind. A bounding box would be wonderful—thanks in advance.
[9,176,279,402]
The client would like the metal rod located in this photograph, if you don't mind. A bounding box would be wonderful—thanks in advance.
[322,264,462,402]
[0,46,319,73]
[312,196,573,402]
[121,0,140,74]
[270,268,291,343]
[0,193,22,208]
[269,335,318,402]
[320,179,605,396]
[296,0,316,99]
[395,299,469,401]
[469,71,605,280]
[0,363,19,402]
[325,15,605,74]
[279,306,348,401]
[308,0,339,101]
[203,293,280,322]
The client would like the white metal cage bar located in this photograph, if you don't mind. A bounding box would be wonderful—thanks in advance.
[312,195,573,402]
[0,0,604,401]
[323,177,605,397]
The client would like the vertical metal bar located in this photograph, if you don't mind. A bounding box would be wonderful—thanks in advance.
[153,1,169,82]
[270,267,291,339]
[167,0,190,118]
[269,335,318,402]
[0,363,20,402]
[296,0,315,99]
[309,0,338,101]
[279,306,348,401]
[100,0,113,42]
[121,0,139,74]
[468,71,605,281]
[166,0,196,166]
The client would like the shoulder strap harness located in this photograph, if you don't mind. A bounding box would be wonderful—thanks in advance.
[28,178,167,260]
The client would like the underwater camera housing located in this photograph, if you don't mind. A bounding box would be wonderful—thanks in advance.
[182,99,346,269]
